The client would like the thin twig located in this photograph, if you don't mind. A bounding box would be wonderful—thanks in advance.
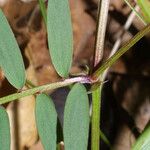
[92,24,150,78]
[124,0,147,25]
[93,0,110,66]
[102,5,140,80]
[38,0,47,25]
[0,76,91,105]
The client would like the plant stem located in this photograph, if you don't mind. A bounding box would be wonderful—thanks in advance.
[26,79,36,88]
[38,0,47,25]
[91,86,101,150]
[124,0,147,25]
[102,4,139,81]
[91,0,110,150]
[0,76,90,105]
[100,129,112,149]
[92,23,150,79]
[93,0,110,66]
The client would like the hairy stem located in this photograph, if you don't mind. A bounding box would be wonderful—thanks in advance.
[91,0,110,150]
[0,76,90,105]
[93,0,110,66]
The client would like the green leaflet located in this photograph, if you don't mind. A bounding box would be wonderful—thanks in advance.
[35,94,57,150]
[47,0,73,77]
[137,0,150,23]
[64,83,90,150]
[132,125,150,150]
[0,106,10,150]
[0,9,25,89]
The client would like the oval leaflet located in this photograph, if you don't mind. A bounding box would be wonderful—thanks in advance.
[0,9,26,89]
[35,94,57,150]
[64,83,90,150]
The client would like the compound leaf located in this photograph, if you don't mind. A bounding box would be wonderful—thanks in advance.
[35,94,57,150]
[64,83,90,150]
[47,0,73,77]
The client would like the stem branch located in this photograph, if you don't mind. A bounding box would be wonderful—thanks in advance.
[0,76,90,105]
[91,0,110,150]
[92,23,150,79]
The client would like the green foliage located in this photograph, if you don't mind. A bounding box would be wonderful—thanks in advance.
[0,106,10,150]
[137,0,150,23]
[0,9,26,89]
[35,94,57,150]
[132,125,150,150]
[47,0,73,77]
[64,83,90,150]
